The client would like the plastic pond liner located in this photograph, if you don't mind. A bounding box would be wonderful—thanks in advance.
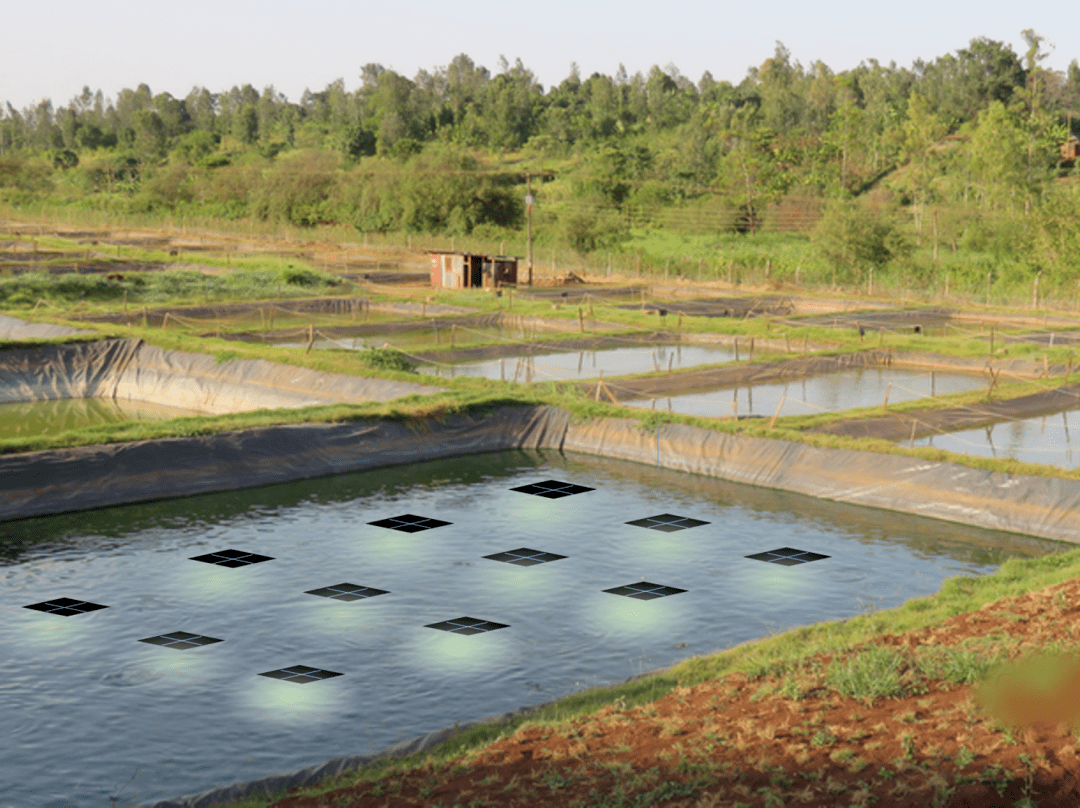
[622,366,989,418]
[3,449,1068,808]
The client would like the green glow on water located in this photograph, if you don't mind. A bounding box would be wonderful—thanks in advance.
[0,398,210,439]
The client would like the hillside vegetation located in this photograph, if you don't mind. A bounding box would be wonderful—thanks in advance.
[2,32,1080,304]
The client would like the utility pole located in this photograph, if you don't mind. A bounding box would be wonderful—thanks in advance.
[525,173,534,286]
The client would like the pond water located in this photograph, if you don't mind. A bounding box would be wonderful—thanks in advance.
[414,344,737,382]
[623,366,988,418]
[274,325,537,352]
[2,450,1065,808]
[0,398,211,441]
[909,409,1080,470]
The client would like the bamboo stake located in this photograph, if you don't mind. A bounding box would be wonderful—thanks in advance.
[882,382,891,410]
[768,396,785,429]
[305,323,315,354]
[909,419,918,448]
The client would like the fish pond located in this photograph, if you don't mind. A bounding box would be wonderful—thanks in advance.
[1,449,1066,808]
[0,398,211,441]
[623,366,988,418]
[910,408,1080,470]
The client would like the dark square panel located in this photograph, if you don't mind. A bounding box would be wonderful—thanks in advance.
[24,598,108,616]
[510,480,595,498]
[139,632,224,650]
[190,549,274,567]
[258,665,343,683]
[603,581,688,600]
[483,548,567,566]
[305,583,391,601]
[425,616,509,635]
[745,548,831,565]
[368,514,452,532]
[625,514,710,532]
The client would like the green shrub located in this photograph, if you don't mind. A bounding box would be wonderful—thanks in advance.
[359,347,417,372]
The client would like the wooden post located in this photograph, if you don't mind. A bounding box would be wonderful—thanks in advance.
[768,396,785,428]
[668,354,674,373]
[989,326,994,356]
[882,382,891,410]
[734,338,740,362]
[162,312,169,330]
[909,419,918,448]
[305,323,314,354]
[1044,354,1050,378]
[677,311,682,332]
[931,371,936,397]
[578,307,584,332]
[749,337,755,361]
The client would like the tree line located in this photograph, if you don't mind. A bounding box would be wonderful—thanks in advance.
[2,32,1080,297]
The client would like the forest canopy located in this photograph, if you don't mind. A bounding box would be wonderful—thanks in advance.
[2,33,1080,300]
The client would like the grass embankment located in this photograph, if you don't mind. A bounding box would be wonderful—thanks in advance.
[6,298,1080,486]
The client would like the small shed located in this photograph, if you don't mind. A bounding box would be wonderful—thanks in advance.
[428,251,518,290]
[1062,138,1080,162]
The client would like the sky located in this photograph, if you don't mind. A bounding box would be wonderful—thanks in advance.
[2,0,1076,111]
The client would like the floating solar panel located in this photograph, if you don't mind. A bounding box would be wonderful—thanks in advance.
[602,582,688,600]
[189,549,274,568]
[23,597,108,616]
[258,665,343,683]
[510,480,595,499]
[139,632,224,650]
[368,514,452,533]
[625,513,710,532]
[745,547,831,566]
[425,617,509,635]
[305,583,391,601]
[483,548,568,566]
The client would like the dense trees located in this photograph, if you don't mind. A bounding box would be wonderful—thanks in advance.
[0,34,1077,273]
